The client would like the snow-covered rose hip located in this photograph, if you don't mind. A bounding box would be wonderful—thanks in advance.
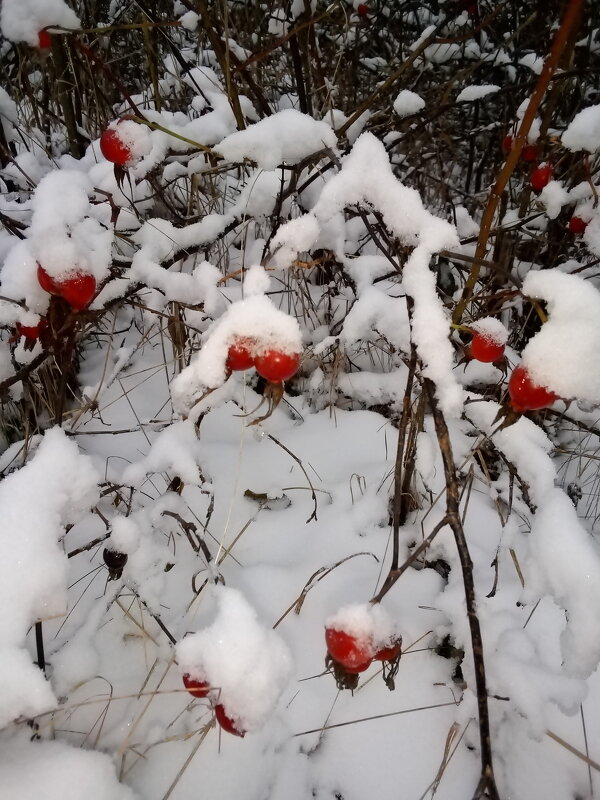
[374,638,402,662]
[16,318,47,341]
[469,331,505,362]
[325,627,374,672]
[182,673,210,699]
[531,164,553,192]
[226,338,256,371]
[568,216,588,235]
[100,127,134,167]
[215,704,245,737]
[255,349,300,382]
[508,364,558,412]
[37,264,96,310]
[520,144,538,163]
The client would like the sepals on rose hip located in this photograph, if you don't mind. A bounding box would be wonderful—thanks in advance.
[103,548,128,580]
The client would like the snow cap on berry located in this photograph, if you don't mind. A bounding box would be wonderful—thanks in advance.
[470,317,508,346]
[325,602,398,652]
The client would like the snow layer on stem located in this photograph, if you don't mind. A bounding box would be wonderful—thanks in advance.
[0,427,99,727]
[522,268,600,404]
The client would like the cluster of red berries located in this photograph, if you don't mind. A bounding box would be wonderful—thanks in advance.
[502,135,539,164]
[503,131,592,234]
[182,674,245,737]
[467,330,558,413]
[325,626,401,674]
[37,264,96,310]
[226,337,300,383]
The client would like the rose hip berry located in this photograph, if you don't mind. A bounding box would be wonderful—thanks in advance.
[226,338,256,371]
[16,319,47,341]
[502,134,513,153]
[215,704,245,737]
[325,627,374,672]
[508,364,558,413]
[100,126,133,167]
[357,3,369,15]
[374,639,402,662]
[38,30,51,50]
[37,265,96,310]
[182,673,210,699]
[469,331,505,363]
[568,216,588,235]
[520,144,538,163]
[254,350,300,383]
[531,164,553,193]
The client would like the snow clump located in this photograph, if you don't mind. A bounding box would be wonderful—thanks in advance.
[176,586,292,733]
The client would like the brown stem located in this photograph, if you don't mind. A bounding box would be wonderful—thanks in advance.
[425,379,500,800]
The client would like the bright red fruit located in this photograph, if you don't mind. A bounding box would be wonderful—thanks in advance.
[470,331,505,363]
[374,639,402,662]
[37,265,96,310]
[215,704,245,737]
[16,319,46,341]
[508,364,558,413]
[531,164,553,192]
[357,3,369,15]
[38,30,51,50]
[520,144,538,163]
[58,272,96,310]
[502,134,513,153]
[325,627,374,672]
[568,216,588,235]
[254,350,300,382]
[182,673,210,699]
[100,127,133,166]
[37,264,60,295]
[226,338,256,371]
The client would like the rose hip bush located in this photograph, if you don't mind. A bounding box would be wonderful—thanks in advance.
[0,2,599,800]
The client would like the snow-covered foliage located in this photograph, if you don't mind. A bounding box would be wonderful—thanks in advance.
[0,2,599,799]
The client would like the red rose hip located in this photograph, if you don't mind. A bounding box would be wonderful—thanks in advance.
[508,364,558,412]
[374,638,402,662]
[531,164,553,193]
[226,338,256,371]
[38,30,51,50]
[469,331,505,363]
[254,349,300,382]
[37,265,96,310]
[100,126,133,167]
[182,673,210,699]
[325,627,374,672]
[215,704,245,737]
[568,216,588,235]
